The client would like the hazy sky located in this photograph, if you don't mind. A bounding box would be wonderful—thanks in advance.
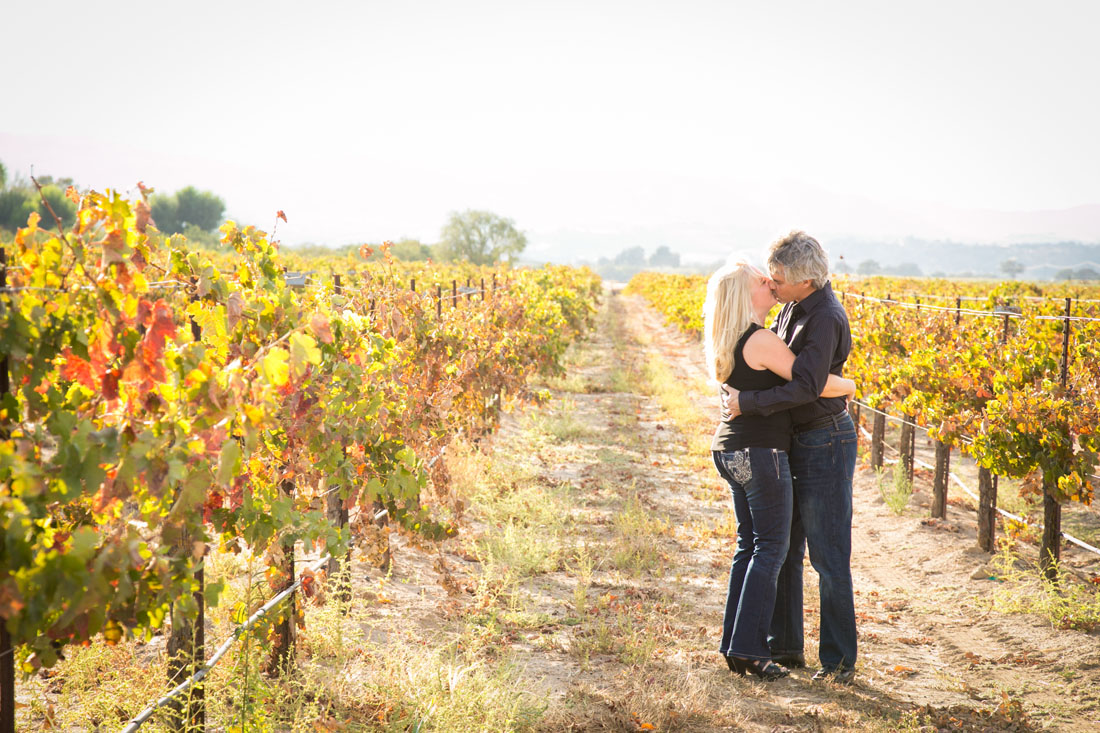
[4,0,1099,260]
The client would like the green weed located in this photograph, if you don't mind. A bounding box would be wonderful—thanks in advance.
[877,461,913,515]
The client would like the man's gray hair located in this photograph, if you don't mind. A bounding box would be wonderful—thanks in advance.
[767,231,830,289]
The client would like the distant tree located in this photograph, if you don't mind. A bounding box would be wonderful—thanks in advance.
[37,185,77,228]
[30,175,74,189]
[388,238,432,261]
[613,246,647,267]
[175,186,225,231]
[1055,267,1075,280]
[0,160,6,189]
[150,187,225,234]
[834,259,852,274]
[648,245,680,268]
[150,195,180,234]
[857,259,881,276]
[438,209,527,264]
[1000,258,1025,279]
[1077,267,1100,280]
[0,189,36,231]
[892,262,923,277]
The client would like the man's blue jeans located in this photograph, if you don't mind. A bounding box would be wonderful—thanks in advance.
[769,412,858,671]
[713,447,793,660]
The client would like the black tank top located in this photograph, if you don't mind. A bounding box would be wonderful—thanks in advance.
[711,324,792,452]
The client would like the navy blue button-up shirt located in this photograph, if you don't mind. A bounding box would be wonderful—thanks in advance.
[737,281,852,429]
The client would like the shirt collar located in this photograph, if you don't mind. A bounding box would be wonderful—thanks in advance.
[794,280,832,314]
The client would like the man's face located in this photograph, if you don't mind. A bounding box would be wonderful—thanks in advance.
[768,266,812,303]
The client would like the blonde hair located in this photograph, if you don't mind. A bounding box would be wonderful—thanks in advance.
[703,260,760,383]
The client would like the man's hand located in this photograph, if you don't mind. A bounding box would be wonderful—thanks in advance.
[721,384,741,420]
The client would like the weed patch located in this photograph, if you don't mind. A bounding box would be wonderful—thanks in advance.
[877,461,913,515]
[989,545,1100,631]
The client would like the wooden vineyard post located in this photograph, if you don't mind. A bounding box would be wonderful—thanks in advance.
[0,249,14,733]
[437,285,443,319]
[480,277,486,301]
[977,466,997,552]
[1041,486,1063,581]
[466,277,472,302]
[166,302,207,731]
[1041,297,1073,580]
[452,280,457,308]
[870,411,886,470]
[899,416,915,483]
[267,477,297,675]
[327,275,346,579]
[931,440,950,519]
[325,477,352,604]
[327,275,353,604]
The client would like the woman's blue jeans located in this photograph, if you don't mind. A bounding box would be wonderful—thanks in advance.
[713,447,793,660]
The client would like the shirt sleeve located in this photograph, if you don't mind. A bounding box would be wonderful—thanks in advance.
[738,312,842,417]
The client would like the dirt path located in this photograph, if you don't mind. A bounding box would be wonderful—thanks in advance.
[358,292,1100,731]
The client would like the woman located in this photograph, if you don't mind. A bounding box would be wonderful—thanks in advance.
[704,260,855,680]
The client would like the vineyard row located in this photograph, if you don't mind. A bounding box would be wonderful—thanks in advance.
[0,191,601,730]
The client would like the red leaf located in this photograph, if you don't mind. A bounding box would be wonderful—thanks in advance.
[136,298,154,326]
[145,300,176,354]
[102,368,120,401]
[134,200,152,234]
[276,210,288,223]
[60,349,96,390]
[310,311,333,344]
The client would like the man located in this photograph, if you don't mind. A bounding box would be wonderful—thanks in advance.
[722,230,858,683]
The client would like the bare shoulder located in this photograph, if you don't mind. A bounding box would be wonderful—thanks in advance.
[742,327,789,368]
[745,327,784,350]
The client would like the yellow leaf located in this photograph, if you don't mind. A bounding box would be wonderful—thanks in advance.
[103,619,123,645]
[132,270,149,294]
[261,348,290,387]
[290,332,322,377]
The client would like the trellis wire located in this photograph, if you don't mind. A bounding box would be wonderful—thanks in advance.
[120,552,333,732]
[836,290,1095,323]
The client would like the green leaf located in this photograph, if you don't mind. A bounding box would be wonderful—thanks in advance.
[217,440,241,486]
[69,526,98,563]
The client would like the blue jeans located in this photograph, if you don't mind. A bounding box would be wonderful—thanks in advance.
[769,412,858,671]
[713,447,793,660]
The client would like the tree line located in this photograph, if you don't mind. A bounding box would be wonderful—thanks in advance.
[0,161,527,266]
[293,209,528,265]
[0,160,226,244]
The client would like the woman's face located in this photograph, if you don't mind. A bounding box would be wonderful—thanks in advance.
[749,269,779,314]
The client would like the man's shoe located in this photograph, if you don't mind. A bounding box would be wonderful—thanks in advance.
[771,652,806,669]
[812,667,855,685]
